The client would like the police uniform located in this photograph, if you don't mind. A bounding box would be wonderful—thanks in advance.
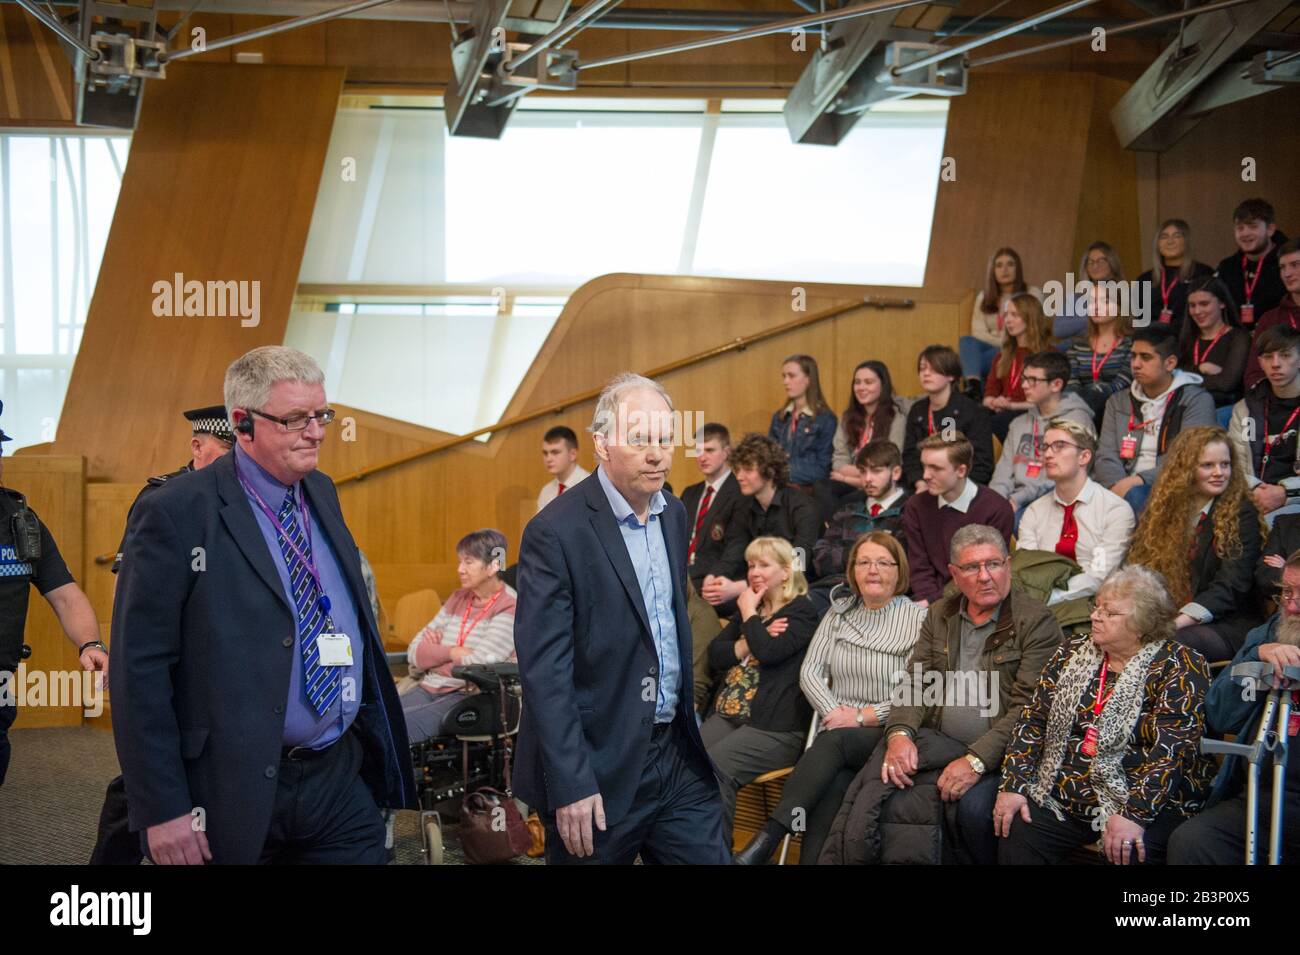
[91,405,231,864]
[0,402,76,786]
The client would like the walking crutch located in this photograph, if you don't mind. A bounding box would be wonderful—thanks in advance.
[1200,661,1300,865]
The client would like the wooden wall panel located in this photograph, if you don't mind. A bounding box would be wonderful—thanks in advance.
[50,62,344,482]
[1072,74,1141,278]
[5,455,86,729]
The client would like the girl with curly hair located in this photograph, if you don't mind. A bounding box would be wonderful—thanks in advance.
[1126,426,1266,661]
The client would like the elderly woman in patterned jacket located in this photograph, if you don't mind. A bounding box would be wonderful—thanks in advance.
[995,565,1217,865]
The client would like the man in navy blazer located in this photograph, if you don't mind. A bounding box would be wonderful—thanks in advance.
[514,372,728,863]
[111,346,417,864]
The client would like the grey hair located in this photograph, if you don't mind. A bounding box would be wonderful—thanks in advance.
[457,528,508,570]
[949,524,1009,564]
[223,346,325,423]
[1098,565,1177,645]
[588,372,673,439]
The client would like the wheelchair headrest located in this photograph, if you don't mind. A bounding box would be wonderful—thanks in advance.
[451,662,522,693]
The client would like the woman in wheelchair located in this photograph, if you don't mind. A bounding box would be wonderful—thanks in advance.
[402,529,517,745]
[702,536,820,844]
[733,531,925,864]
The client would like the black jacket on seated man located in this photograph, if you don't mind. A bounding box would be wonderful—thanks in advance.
[811,489,909,585]
[681,472,744,588]
[110,452,417,864]
[717,486,821,581]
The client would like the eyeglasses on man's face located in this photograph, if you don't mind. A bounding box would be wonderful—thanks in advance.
[1042,440,1081,456]
[954,558,1009,576]
[1020,374,1049,386]
[249,407,337,431]
[1279,587,1300,605]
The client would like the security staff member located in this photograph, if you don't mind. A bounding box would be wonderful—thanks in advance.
[0,399,106,787]
[91,405,232,864]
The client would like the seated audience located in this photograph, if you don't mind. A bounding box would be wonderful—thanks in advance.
[703,536,820,842]
[1169,552,1300,864]
[883,525,1063,865]
[902,344,994,491]
[1094,324,1215,514]
[983,292,1054,442]
[1135,219,1214,334]
[1229,324,1300,527]
[996,566,1215,865]
[829,360,908,497]
[1244,237,1300,392]
[1054,241,1127,342]
[733,532,925,865]
[1216,197,1289,326]
[402,529,517,743]
[536,425,589,512]
[1018,418,1135,605]
[901,434,1013,606]
[990,350,1094,521]
[703,434,821,610]
[1065,298,1132,424]
[1177,275,1249,410]
[959,246,1041,386]
[682,422,742,710]
[769,353,837,491]
[1126,427,1264,662]
[812,440,908,586]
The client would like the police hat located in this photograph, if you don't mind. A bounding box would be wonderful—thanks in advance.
[183,405,234,443]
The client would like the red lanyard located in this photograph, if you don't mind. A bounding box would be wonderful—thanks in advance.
[1193,326,1227,366]
[1263,401,1300,464]
[457,590,503,646]
[856,419,874,451]
[1092,654,1115,718]
[1159,267,1178,309]
[927,403,937,436]
[1243,253,1263,305]
[1091,339,1119,382]
[236,458,331,618]
[1126,391,1176,434]
[1008,353,1024,393]
[789,412,799,438]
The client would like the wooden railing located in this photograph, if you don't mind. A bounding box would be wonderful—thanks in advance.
[334,294,914,486]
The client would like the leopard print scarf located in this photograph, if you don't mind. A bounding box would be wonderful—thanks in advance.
[1024,638,1162,829]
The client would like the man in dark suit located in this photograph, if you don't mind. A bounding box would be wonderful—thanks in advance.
[514,372,728,864]
[111,346,417,864]
[680,422,742,710]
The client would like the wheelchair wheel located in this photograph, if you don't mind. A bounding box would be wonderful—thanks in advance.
[422,812,444,865]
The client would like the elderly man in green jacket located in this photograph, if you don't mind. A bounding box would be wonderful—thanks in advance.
[883,523,1064,864]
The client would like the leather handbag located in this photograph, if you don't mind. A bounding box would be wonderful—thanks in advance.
[459,679,531,864]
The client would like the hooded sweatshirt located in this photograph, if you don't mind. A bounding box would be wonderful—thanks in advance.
[990,392,1095,507]
[1094,369,1216,487]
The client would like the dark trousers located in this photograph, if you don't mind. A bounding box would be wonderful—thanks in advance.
[542,721,728,865]
[0,680,14,787]
[700,713,804,842]
[1168,791,1300,864]
[950,773,1000,865]
[90,775,143,865]
[256,729,388,864]
[999,803,1184,865]
[1175,624,1238,664]
[770,726,883,865]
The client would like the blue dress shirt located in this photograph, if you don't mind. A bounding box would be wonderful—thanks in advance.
[233,444,362,748]
[596,465,682,722]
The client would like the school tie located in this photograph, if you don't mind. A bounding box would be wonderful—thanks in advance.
[277,486,340,716]
[557,483,566,495]
[689,484,715,562]
[1055,501,1079,562]
[870,503,882,518]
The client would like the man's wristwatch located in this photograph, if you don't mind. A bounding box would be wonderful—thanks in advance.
[965,753,986,775]
[887,727,912,741]
[78,639,107,655]
[856,707,866,726]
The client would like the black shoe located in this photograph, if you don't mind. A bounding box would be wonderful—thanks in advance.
[732,828,782,865]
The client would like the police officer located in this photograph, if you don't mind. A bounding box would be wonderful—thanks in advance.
[0,399,107,787]
[91,405,232,864]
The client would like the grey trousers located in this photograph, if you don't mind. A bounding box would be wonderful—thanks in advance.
[700,713,804,843]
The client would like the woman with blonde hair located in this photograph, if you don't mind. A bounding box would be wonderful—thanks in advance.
[1126,426,1266,661]
[983,291,1055,441]
[732,531,924,864]
[702,535,821,843]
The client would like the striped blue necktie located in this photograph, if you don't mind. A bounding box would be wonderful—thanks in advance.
[276,486,340,716]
